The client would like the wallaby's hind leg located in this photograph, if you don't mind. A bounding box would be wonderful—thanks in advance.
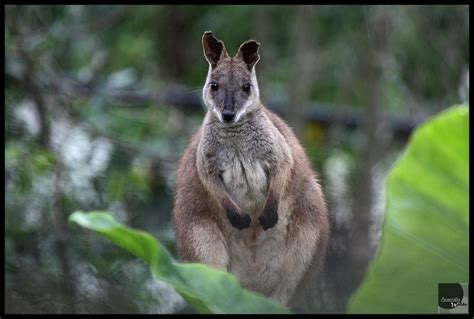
[271,181,329,306]
[174,203,229,271]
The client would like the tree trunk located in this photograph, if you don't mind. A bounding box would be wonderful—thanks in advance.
[292,6,395,314]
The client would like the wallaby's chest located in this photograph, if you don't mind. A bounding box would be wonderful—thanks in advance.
[200,112,288,217]
[219,147,268,217]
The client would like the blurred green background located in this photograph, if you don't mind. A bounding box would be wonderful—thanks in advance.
[4,5,469,314]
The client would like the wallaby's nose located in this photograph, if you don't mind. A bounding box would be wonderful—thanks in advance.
[222,111,235,123]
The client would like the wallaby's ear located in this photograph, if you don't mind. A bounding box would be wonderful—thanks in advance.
[202,31,228,68]
[236,39,260,71]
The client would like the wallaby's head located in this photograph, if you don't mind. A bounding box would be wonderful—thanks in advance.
[202,31,261,124]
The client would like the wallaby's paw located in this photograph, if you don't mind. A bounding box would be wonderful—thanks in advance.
[259,194,279,230]
[258,207,278,230]
[226,211,251,230]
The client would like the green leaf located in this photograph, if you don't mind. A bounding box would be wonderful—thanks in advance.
[69,211,291,314]
[349,105,469,313]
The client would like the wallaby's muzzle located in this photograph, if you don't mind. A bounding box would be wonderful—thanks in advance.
[222,111,236,123]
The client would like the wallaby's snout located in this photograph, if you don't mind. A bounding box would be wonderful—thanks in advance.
[222,110,236,123]
[222,90,237,123]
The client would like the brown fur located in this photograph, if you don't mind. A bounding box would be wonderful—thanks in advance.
[172,32,329,307]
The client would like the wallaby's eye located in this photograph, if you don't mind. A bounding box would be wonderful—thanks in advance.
[210,82,219,91]
[243,83,251,94]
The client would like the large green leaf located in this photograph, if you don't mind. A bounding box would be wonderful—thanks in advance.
[68,211,291,314]
[349,105,469,313]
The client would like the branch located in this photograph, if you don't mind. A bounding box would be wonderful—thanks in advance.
[5,67,425,142]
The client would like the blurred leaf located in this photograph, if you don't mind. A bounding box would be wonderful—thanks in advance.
[349,105,469,313]
[5,142,24,166]
[106,169,128,200]
[32,149,57,174]
[69,211,291,314]
[106,168,151,202]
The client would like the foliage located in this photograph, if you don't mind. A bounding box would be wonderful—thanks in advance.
[69,211,291,314]
[5,5,469,314]
[348,105,469,313]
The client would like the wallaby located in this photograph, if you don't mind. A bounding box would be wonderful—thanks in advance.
[173,31,330,307]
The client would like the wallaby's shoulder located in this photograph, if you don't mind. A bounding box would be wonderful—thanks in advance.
[262,107,309,162]
[174,126,224,222]
[262,108,297,143]
[262,106,323,199]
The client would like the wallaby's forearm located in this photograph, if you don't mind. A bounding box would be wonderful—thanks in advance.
[258,147,292,230]
[197,155,252,230]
